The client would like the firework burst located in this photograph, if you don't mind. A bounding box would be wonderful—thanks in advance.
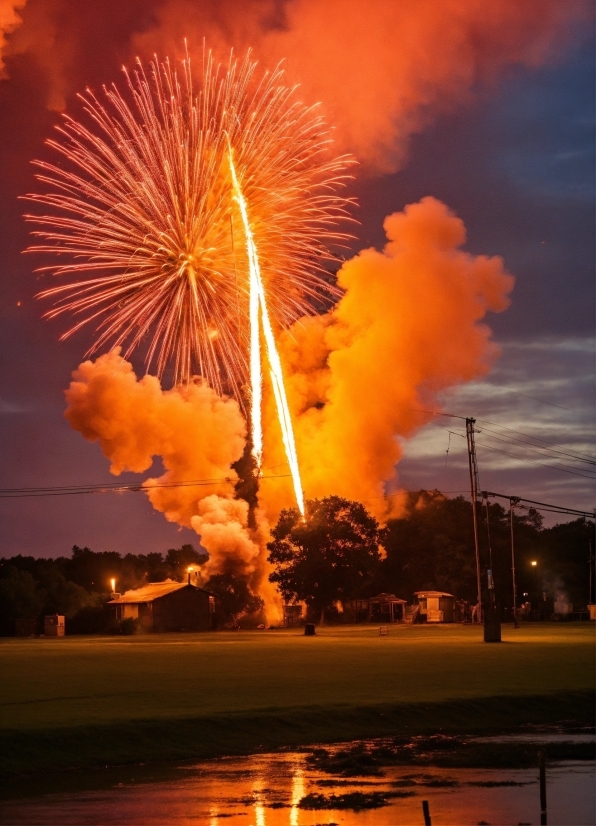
[23,49,354,401]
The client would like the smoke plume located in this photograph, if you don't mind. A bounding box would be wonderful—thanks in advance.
[2,1,590,167]
[0,0,26,75]
[260,197,514,521]
[131,0,591,170]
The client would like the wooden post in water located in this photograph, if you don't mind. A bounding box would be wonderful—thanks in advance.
[422,799,432,826]
[539,749,547,825]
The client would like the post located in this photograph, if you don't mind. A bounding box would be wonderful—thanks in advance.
[466,418,482,622]
[422,799,432,826]
[510,498,519,628]
[539,749,547,825]
[589,540,594,605]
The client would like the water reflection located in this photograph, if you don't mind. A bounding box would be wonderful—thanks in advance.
[1,749,594,825]
[289,768,304,826]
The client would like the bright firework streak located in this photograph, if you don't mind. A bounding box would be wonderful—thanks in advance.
[229,150,305,514]
[23,51,354,402]
[227,143,262,468]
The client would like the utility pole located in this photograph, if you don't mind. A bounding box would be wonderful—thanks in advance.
[510,497,520,628]
[466,417,482,623]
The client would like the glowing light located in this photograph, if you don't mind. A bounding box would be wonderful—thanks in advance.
[110,578,116,592]
[531,560,537,567]
[229,149,304,514]
[24,50,352,401]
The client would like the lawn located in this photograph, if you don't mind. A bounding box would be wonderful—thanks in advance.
[1,624,594,776]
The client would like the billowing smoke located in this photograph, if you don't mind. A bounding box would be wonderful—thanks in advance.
[0,0,26,75]
[131,0,590,170]
[64,352,283,619]
[3,1,590,166]
[64,199,513,617]
[261,197,514,521]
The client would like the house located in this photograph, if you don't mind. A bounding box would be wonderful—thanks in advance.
[367,593,407,623]
[108,580,215,632]
[414,590,456,623]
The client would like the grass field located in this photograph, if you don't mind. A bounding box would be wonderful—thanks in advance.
[1,624,594,777]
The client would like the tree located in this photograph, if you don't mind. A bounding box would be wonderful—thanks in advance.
[0,567,44,635]
[268,496,381,624]
[165,544,209,581]
[207,573,264,626]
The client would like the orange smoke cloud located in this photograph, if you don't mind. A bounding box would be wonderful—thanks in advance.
[3,1,589,167]
[64,349,245,525]
[64,349,282,617]
[133,0,591,169]
[260,197,514,521]
[0,0,26,75]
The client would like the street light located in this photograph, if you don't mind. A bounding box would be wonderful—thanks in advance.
[531,560,537,567]
[187,566,194,584]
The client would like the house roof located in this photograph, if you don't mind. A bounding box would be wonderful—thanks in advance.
[414,590,455,598]
[369,593,407,603]
[108,580,212,604]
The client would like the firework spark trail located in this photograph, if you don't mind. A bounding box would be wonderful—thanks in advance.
[229,150,304,514]
[23,50,353,403]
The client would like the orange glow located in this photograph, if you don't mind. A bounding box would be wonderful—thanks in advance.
[228,149,304,515]
[531,561,538,567]
[24,50,352,400]
[110,578,116,592]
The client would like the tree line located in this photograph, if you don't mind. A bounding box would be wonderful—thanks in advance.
[1,491,592,634]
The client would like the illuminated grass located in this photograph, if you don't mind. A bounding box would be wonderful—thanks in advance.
[1,624,593,776]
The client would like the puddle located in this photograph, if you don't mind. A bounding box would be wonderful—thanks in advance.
[1,746,594,825]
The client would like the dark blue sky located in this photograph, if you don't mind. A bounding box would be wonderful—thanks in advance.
[0,18,593,557]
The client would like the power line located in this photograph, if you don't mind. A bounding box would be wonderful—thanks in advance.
[482,490,594,520]
[476,428,596,471]
[0,474,293,499]
[475,440,595,480]
[477,419,595,463]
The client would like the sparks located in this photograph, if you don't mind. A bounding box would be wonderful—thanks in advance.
[229,148,304,514]
[23,50,353,402]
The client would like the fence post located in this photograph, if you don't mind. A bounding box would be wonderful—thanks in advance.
[539,749,547,825]
[422,799,432,826]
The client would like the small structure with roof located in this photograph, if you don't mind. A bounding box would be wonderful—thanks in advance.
[44,614,65,636]
[367,593,407,623]
[108,580,215,632]
[414,590,456,623]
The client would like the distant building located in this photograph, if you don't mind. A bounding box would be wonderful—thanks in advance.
[414,590,456,623]
[368,593,407,623]
[343,594,407,623]
[15,618,37,636]
[108,580,215,632]
[283,604,303,627]
[44,614,65,636]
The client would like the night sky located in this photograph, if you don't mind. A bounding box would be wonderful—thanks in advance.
[0,0,594,558]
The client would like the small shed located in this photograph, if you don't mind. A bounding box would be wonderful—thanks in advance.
[283,604,303,627]
[108,580,215,632]
[15,618,37,636]
[368,593,407,623]
[414,591,455,623]
[44,614,65,636]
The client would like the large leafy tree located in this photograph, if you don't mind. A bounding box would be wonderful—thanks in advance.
[268,496,381,624]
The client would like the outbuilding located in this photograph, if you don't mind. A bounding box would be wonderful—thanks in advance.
[414,590,456,623]
[108,580,215,632]
[367,593,407,623]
